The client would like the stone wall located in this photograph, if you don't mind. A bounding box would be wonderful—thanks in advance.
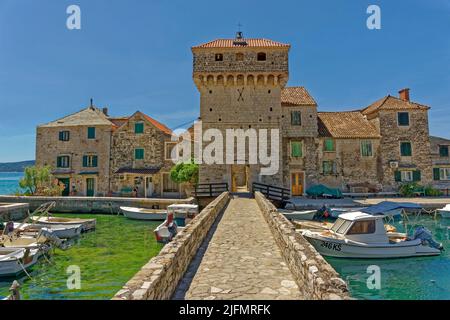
[0,203,29,220]
[0,195,194,214]
[112,192,230,300]
[255,192,350,300]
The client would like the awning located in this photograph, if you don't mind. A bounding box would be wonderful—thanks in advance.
[362,201,423,216]
[52,170,74,175]
[115,167,161,175]
[79,171,99,175]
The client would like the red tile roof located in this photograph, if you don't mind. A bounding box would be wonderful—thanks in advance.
[143,114,172,135]
[281,87,317,106]
[193,38,290,49]
[318,111,380,139]
[362,95,429,115]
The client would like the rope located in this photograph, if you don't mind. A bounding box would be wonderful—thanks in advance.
[17,259,32,280]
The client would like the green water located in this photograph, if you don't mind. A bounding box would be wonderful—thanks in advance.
[0,214,163,300]
[327,216,450,300]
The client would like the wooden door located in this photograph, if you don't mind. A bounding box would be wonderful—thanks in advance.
[58,178,70,197]
[291,172,304,196]
[86,178,95,197]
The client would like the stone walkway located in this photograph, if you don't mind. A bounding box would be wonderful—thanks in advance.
[183,196,303,300]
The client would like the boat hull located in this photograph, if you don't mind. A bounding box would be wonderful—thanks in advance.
[437,209,450,219]
[120,207,167,221]
[0,249,39,278]
[31,217,96,232]
[280,210,317,221]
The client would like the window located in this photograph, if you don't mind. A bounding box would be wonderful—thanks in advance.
[236,53,244,61]
[165,142,178,161]
[361,140,373,157]
[135,148,144,160]
[323,161,335,175]
[334,220,352,234]
[400,142,412,157]
[257,52,266,61]
[83,155,98,168]
[347,220,376,235]
[163,173,179,193]
[290,141,303,158]
[87,127,96,139]
[440,168,450,181]
[324,139,335,152]
[135,122,144,134]
[57,156,70,168]
[401,170,413,182]
[398,112,410,126]
[215,53,223,61]
[59,131,70,141]
[439,145,449,157]
[291,111,301,126]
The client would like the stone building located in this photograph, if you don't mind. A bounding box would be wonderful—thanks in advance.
[192,33,448,194]
[430,136,450,191]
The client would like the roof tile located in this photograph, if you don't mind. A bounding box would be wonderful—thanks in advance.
[281,87,317,106]
[193,38,290,49]
[318,111,380,139]
[362,95,429,115]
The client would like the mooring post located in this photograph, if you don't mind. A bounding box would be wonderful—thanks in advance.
[8,280,21,300]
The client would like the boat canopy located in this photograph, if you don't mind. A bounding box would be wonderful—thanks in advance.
[361,201,422,216]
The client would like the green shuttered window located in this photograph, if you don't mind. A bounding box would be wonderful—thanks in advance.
[439,145,449,157]
[290,141,303,157]
[59,131,70,141]
[361,140,373,157]
[57,156,70,168]
[83,155,98,168]
[323,161,335,175]
[135,148,144,160]
[395,170,421,182]
[324,139,335,152]
[433,168,441,181]
[87,127,96,139]
[135,122,144,134]
[400,142,412,157]
[398,112,410,126]
[291,111,301,126]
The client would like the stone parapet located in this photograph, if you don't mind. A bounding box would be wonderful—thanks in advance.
[255,192,350,300]
[112,192,230,300]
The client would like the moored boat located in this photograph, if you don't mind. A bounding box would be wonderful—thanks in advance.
[300,211,443,259]
[120,206,167,221]
[279,209,317,221]
[0,248,40,278]
[30,216,96,232]
[154,204,199,243]
[436,204,450,219]
[13,223,83,239]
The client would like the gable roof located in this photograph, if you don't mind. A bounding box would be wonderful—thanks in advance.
[192,38,290,49]
[362,95,429,115]
[109,117,129,129]
[142,114,172,135]
[114,111,172,136]
[281,87,317,106]
[318,111,380,139]
[39,106,113,128]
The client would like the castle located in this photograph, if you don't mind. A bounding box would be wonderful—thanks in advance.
[35,33,450,197]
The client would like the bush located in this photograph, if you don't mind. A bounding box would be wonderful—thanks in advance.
[424,185,443,197]
[19,166,65,196]
[170,160,199,184]
[399,182,420,197]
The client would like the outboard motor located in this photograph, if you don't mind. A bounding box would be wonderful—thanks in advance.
[412,226,444,250]
[314,205,330,221]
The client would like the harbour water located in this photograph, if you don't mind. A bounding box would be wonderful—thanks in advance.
[327,215,450,300]
[0,172,23,195]
[0,214,163,300]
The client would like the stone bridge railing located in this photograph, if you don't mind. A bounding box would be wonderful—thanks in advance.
[255,192,351,300]
[113,192,230,300]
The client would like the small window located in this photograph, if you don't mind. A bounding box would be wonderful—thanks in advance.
[440,168,450,181]
[400,141,412,157]
[361,140,373,157]
[236,53,244,61]
[290,141,303,158]
[401,170,414,182]
[57,156,70,168]
[135,148,144,160]
[347,220,376,235]
[324,139,335,152]
[59,131,70,141]
[439,145,449,157]
[165,142,178,161]
[83,155,98,168]
[398,112,410,126]
[215,53,223,61]
[323,161,335,175]
[257,52,266,61]
[87,127,96,139]
[135,122,144,134]
[291,111,301,126]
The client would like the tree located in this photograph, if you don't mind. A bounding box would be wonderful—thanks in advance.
[170,161,199,185]
[19,166,65,196]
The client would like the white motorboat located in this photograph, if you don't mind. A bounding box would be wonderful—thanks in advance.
[436,204,450,219]
[0,248,40,277]
[301,211,443,259]
[30,216,96,232]
[13,223,82,239]
[278,209,317,221]
[154,204,199,243]
[120,206,167,221]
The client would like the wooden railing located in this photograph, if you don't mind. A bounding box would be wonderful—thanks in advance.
[194,183,229,197]
[252,182,290,202]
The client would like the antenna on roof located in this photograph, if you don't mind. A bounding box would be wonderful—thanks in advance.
[90,98,94,108]
[234,23,247,46]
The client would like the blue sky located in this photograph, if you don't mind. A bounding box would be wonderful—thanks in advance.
[0,0,449,162]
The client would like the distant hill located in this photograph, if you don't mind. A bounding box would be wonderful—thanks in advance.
[0,160,35,172]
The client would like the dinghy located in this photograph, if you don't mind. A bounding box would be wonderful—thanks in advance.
[278,209,317,221]
[300,211,443,258]
[436,204,450,219]
[154,204,199,243]
[0,248,40,278]
[30,216,96,232]
[120,206,167,221]
[13,223,82,239]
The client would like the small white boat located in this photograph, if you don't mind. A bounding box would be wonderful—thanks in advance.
[279,209,317,221]
[436,204,450,219]
[0,248,40,277]
[154,204,199,243]
[30,216,96,232]
[120,206,167,221]
[301,211,443,259]
[13,223,82,239]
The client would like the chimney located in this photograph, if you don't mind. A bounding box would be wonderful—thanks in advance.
[102,107,109,116]
[399,88,410,101]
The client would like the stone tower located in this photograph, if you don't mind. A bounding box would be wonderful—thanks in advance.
[192,33,290,191]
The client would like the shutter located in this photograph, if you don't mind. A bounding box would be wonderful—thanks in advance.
[57,157,61,168]
[394,171,402,182]
[93,156,98,168]
[413,170,421,182]
[433,168,441,181]
[83,156,88,167]
[59,132,63,141]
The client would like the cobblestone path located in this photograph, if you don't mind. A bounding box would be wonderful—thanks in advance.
[184,196,303,300]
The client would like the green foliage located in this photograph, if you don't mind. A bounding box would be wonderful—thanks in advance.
[399,182,420,197]
[18,166,65,196]
[424,185,443,197]
[170,161,199,184]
